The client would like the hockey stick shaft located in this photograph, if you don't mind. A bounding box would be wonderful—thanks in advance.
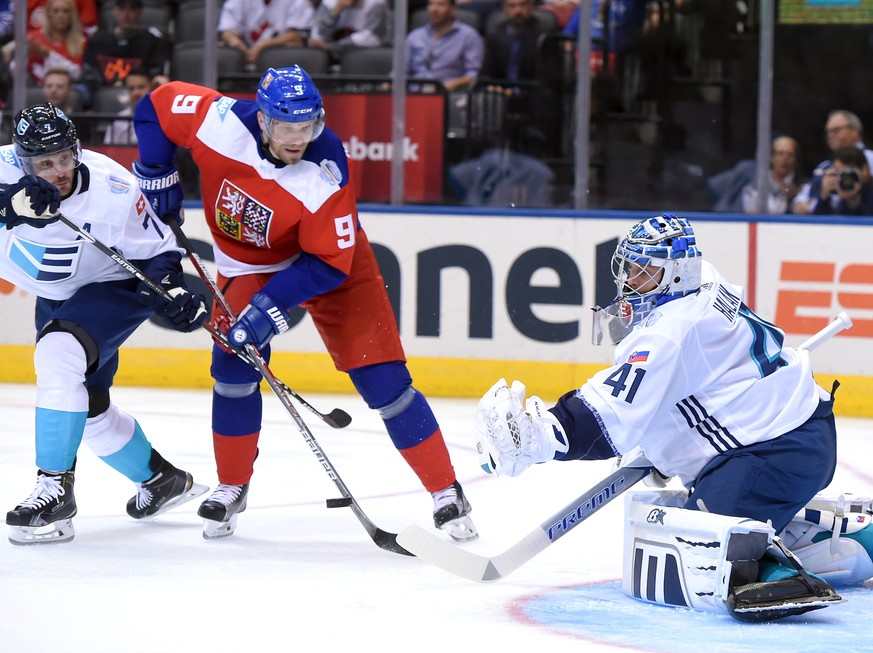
[796,311,852,352]
[58,214,409,555]
[397,455,653,582]
[396,311,856,581]
[160,216,351,429]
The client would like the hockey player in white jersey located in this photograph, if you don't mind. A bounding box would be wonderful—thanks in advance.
[476,214,871,620]
[0,103,210,545]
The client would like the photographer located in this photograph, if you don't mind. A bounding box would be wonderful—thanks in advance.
[814,146,873,216]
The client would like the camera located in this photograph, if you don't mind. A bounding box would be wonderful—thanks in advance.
[838,167,861,192]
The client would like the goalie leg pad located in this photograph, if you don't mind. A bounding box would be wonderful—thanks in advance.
[624,491,844,621]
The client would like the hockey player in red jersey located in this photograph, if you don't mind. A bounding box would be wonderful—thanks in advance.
[132,65,478,542]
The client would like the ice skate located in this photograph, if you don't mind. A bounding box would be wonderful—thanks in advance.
[198,483,249,540]
[432,481,478,542]
[7,468,77,545]
[126,451,208,520]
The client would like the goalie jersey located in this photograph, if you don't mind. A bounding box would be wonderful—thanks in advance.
[579,260,825,487]
[0,146,180,301]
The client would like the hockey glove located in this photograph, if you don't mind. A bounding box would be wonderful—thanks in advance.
[132,161,184,224]
[0,175,61,229]
[227,292,291,350]
[137,267,209,333]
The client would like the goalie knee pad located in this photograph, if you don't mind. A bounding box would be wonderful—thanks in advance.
[623,491,841,620]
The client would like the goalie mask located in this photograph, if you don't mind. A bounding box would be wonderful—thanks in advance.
[256,65,325,145]
[593,214,702,346]
[13,103,81,176]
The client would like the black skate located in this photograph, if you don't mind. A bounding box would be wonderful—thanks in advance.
[7,468,77,545]
[126,450,208,520]
[432,481,478,542]
[198,483,249,540]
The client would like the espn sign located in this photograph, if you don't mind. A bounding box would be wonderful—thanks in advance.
[776,261,873,337]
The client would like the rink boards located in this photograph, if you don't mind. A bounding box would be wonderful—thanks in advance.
[0,207,870,416]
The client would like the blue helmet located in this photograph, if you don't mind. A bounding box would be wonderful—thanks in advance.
[593,214,702,345]
[256,65,325,143]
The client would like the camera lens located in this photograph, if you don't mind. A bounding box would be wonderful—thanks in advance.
[838,169,861,191]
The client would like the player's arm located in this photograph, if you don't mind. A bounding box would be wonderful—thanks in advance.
[123,188,208,333]
[133,82,218,224]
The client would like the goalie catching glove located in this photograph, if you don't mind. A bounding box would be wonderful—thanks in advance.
[226,292,292,350]
[132,161,184,225]
[474,378,569,476]
[0,175,61,229]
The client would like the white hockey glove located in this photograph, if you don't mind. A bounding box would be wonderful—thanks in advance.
[474,378,568,477]
[0,175,61,229]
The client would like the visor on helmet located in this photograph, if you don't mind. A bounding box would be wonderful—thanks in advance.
[262,114,325,145]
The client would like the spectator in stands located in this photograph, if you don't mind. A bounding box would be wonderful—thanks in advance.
[562,0,651,75]
[2,0,87,87]
[478,0,554,154]
[41,66,80,115]
[708,136,804,214]
[0,0,13,45]
[405,0,484,93]
[218,0,314,66]
[741,136,804,214]
[81,0,169,98]
[103,68,155,146]
[309,0,391,65]
[26,0,97,36]
[793,110,873,214]
[480,0,548,83]
[812,146,873,216]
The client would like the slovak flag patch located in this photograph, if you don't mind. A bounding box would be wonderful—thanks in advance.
[627,350,650,363]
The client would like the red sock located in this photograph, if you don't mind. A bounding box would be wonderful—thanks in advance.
[397,430,456,493]
[213,432,259,485]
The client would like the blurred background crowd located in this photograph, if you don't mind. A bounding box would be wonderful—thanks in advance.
[1,0,872,213]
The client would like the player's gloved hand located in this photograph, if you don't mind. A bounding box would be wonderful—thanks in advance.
[138,278,209,333]
[227,292,291,350]
[0,175,61,229]
[132,160,184,224]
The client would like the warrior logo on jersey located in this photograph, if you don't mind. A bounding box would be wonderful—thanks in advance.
[8,236,82,282]
[215,180,273,247]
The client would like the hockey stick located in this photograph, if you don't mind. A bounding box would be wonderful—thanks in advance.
[57,213,412,556]
[396,311,855,581]
[398,453,654,582]
[159,215,351,429]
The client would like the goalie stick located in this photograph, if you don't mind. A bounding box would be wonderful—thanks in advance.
[57,213,412,556]
[396,311,855,581]
[159,215,351,430]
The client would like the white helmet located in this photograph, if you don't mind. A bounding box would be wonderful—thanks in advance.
[593,214,702,345]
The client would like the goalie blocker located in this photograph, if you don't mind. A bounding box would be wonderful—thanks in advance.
[624,491,844,622]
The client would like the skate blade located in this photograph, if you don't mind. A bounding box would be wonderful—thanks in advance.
[441,515,479,542]
[138,482,210,521]
[202,513,238,540]
[8,519,75,546]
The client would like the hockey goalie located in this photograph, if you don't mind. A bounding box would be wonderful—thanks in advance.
[474,214,871,621]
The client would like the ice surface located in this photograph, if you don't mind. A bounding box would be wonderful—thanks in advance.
[1,384,871,653]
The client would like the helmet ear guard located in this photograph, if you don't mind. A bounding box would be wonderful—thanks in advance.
[593,214,702,345]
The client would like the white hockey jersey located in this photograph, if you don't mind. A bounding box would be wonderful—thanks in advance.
[0,146,182,301]
[579,260,825,487]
